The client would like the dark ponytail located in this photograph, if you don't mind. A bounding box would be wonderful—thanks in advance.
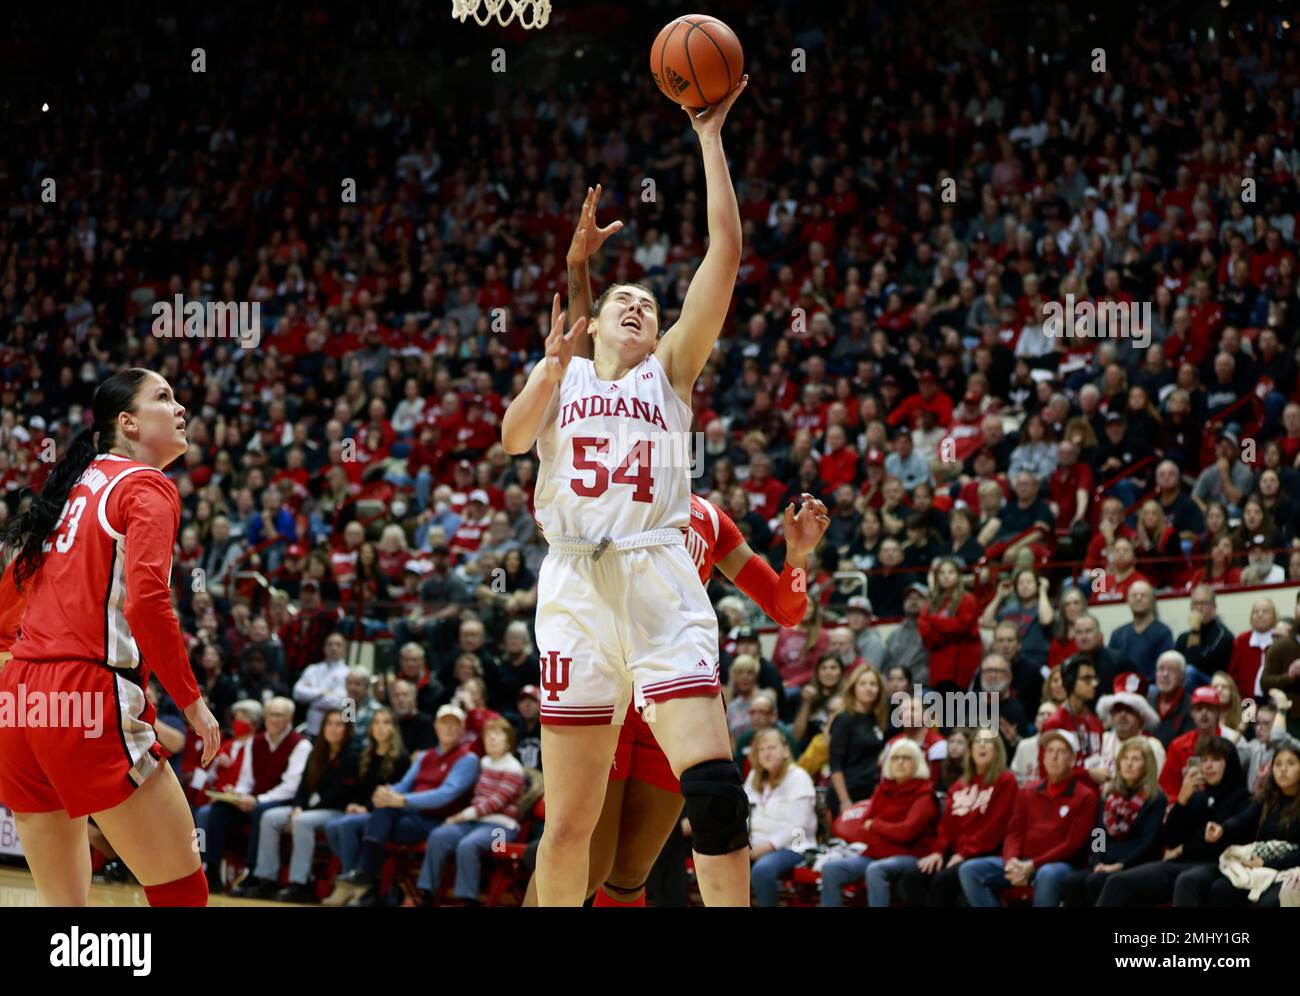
[0,368,152,590]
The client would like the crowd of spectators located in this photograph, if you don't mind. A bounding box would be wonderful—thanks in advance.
[4,2,1300,904]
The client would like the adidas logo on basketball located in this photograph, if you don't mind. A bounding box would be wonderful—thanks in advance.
[662,66,691,97]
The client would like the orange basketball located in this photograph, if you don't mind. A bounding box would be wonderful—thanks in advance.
[650,14,744,110]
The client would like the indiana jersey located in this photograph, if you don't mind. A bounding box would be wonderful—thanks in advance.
[685,494,745,585]
[8,454,201,709]
[534,354,693,540]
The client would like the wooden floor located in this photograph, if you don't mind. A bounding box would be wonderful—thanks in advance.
[0,866,299,907]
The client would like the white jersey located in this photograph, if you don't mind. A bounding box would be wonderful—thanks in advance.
[535,354,693,540]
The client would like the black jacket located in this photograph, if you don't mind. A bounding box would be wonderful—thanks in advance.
[1175,620,1233,680]
[1090,792,1167,869]
[294,749,361,811]
[1154,688,1196,747]
[352,750,411,809]
[829,711,887,802]
[1221,799,1300,870]
[1162,746,1251,863]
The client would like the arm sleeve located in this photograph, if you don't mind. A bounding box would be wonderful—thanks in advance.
[827,715,848,774]
[1219,801,1261,847]
[404,754,480,811]
[393,753,424,793]
[116,473,202,711]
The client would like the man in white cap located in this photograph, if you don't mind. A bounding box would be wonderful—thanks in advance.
[1091,672,1167,784]
[882,581,929,686]
[843,596,886,669]
[958,728,1098,907]
[449,488,493,560]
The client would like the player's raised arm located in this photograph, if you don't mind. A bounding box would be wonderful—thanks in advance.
[715,494,830,628]
[566,184,622,362]
[656,75,748,403]
[501,293,588,455]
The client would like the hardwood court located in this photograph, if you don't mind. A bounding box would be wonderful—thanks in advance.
[0,865,301,907]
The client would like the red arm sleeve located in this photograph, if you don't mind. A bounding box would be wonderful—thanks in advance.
[115,473,203,711]
[718,502,808,628]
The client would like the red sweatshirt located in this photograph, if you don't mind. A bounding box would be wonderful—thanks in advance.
[935,770,1018,858]
[918,593,982,688]
[465,752,527,827]
[1002,776,1098,866]
[832,777,938,857]
[1228,631,1269,697]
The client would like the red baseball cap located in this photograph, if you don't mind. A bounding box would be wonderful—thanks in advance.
[1191,686,1222,707]
[865,449,885,466]
[518,685,541,702]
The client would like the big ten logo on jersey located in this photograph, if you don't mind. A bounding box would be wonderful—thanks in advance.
[539,650,572,701]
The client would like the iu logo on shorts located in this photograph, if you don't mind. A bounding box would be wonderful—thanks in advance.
[539,650,573,702]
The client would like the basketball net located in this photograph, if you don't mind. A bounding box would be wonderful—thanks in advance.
[451,0,551,29]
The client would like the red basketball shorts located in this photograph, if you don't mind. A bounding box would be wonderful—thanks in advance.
[0,658,163,818]
[609,704,681,794]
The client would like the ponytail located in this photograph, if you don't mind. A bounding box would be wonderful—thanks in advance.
[0,368,152,590]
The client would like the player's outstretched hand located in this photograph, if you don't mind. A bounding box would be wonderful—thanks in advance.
[543,292,588,383]
[783,492,830,563]
[184,696,222,767]
[567,184,623,267]
[684,74,748,136]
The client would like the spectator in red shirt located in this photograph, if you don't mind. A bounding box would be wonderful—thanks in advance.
[1047,439,1093,549]
[743,453,787,521]
[917,559,982,691]
[448,490,492,562]
[1040,655,1106,771]
[819,423,858,491]
[958,729,1098,907]
[1094,537,1150,602]
[902,728,1018,906]
[1229,597,1278,700]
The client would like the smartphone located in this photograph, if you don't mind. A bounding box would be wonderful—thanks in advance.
[1186,756,1202,773]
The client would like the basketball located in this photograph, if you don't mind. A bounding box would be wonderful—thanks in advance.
[650,14,744,109]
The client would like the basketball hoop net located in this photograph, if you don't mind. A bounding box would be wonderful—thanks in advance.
[451,0,551,29]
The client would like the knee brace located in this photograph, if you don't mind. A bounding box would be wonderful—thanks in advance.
[144,866,209,907]
[679,759,749,856]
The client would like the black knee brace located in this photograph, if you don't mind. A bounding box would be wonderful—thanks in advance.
[679,759,749,856]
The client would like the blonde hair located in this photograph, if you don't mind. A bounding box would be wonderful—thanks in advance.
[883,736,930,782]
[726,654,760,700]
[749,727,793,792]
[963,728,1009,784]
[1106,737,1161,800]
[841,662,887,729]
[1211,671,1243,731]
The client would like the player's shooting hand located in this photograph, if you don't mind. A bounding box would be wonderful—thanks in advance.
[542,293,587,383]
[683,74,748,136]
[783,493,830,562]
[184,696,222,767]
[567,185,623,266]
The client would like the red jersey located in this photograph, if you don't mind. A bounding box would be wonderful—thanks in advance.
[683,494,744,585]
[8,454,201,711]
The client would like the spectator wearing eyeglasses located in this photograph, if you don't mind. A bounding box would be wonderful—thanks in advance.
[958,729,1098,907]
[1175,585,1233,688]
[900,728,1017,907]
[732,690,799,773]
[1039,655,1105,773]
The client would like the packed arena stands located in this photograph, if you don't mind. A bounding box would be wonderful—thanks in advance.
[2,0,1299,906]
